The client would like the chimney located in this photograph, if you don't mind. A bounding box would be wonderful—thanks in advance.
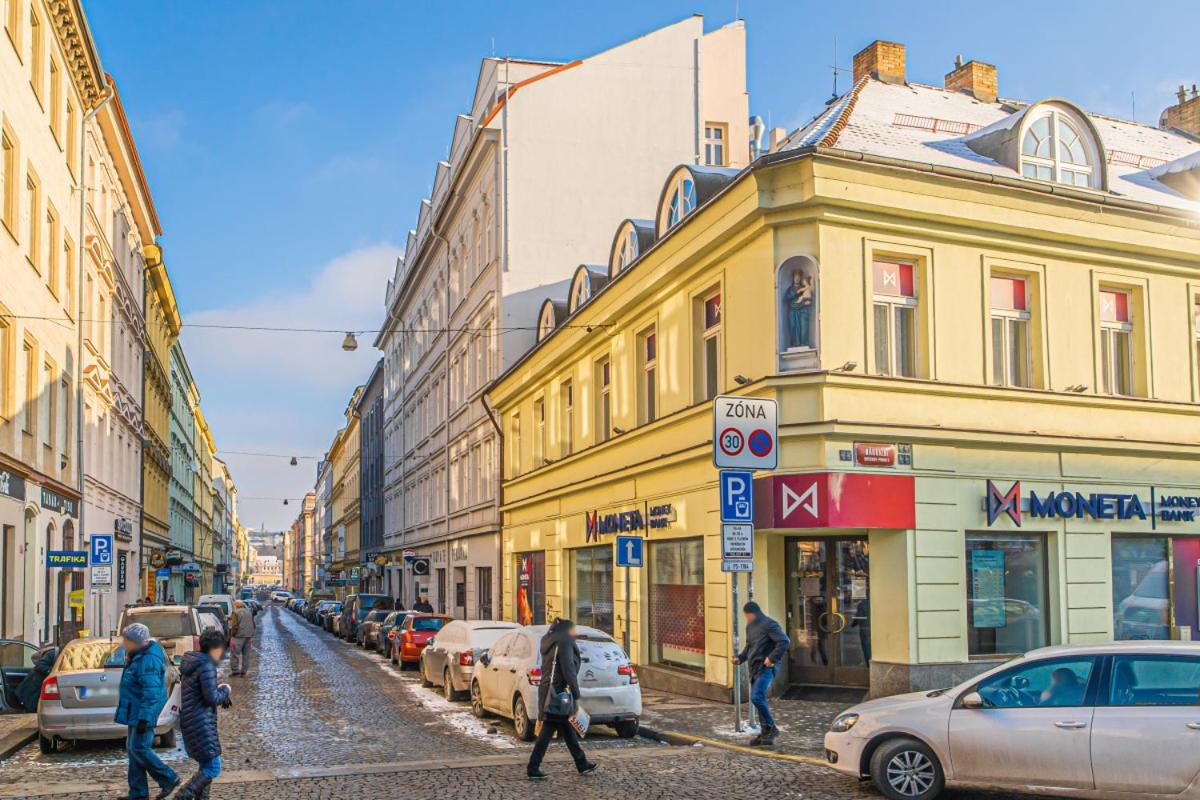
[1162,84,1200,136]
[852,40,906,85]
[767,127,787,153]
[944,57,998,103]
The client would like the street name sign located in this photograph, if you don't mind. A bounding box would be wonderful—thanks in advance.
[615,535,644,568]
[713,396,778,470]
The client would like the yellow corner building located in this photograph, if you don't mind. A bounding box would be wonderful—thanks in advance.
[487,40,1200,700]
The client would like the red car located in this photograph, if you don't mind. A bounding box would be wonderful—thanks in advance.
[391,614,451,668]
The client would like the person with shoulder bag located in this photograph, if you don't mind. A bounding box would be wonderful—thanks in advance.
[526,618,597,780]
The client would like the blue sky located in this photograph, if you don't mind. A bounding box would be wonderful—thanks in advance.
[85,1,1198,529]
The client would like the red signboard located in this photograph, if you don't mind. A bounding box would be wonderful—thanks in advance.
[753,472,915,530]
[854,442,897,467]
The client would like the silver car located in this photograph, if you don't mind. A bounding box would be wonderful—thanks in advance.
[420,620,519,700]
[37,637,179,753]
[824,641,1200,800]
[116,605,202,666]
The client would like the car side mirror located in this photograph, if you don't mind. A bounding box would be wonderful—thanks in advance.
[961,691,984,709]
[479,652,491,667]
[427,638,435,648]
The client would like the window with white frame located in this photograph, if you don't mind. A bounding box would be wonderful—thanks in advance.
[571,274,590,310]
[510,413,521,476]
[698,290,721,401]
[704,123,727,166]
[638,328,657,425]
[595,357,611,443]
[1100,289,1134,396]
[666,174,696,229]
[560,380,573,456]
[1020,108,1096,188]
[990,275,1032,388]
[533,397,545,466]
[616,226,638,273]
[872,260,918,378]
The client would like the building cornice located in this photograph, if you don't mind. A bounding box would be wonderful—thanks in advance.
[47,0,107,108]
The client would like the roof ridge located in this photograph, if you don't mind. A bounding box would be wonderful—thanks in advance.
[818,75,870,148]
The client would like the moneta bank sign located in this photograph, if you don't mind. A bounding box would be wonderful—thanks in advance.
[986,480,1200,528]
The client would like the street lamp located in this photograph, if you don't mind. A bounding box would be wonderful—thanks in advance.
[341,332,358,351]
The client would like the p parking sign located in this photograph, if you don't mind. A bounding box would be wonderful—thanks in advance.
[89,534,113,566]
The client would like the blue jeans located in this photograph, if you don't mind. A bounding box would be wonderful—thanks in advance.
[126,726,178,797]
[199,756,222,780]
[750,666,776,730]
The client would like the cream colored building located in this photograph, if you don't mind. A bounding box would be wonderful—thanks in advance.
[375,15,750,617]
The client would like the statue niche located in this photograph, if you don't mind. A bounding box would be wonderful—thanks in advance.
[777,255,819,371]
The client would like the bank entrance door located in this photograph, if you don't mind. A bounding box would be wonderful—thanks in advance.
[786,538,870,687]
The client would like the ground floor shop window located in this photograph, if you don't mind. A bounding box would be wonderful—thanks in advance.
[1112,535,1200,641]
[515,552,545,625]
[476,567,493,620]
[649,538,705,672]
[966,532,1048,656]
[571,545,614,634]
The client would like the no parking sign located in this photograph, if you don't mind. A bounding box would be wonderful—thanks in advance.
[712,396,778,470]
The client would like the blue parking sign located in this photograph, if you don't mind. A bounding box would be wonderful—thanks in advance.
[89,533,114,566]
[615,535,643,568]
[719,470,754,523]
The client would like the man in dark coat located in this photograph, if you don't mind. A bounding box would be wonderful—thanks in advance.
[413,595,434,613]
[115,623,179,800]
[15,644,56,712]
[526,618,597,780]
[176,630,232,799]
[733,601,791,746]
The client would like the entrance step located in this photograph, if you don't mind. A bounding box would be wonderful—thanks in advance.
[781,685,866,704]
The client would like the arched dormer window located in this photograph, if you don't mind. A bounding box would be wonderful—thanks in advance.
[1020,107,1099,188]
[666,175,696,228]
[568,266,608,314]
[571,274,590,309]
[608,219,654,278]
[536,299,566,343]
[618,227,638,271]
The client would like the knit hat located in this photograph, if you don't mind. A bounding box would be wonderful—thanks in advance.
[121,623,151,646]
[742,601,763,616]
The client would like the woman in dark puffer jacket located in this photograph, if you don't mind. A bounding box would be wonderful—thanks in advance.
[176,629,232,799]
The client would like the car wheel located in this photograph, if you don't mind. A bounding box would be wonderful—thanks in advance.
[156,729,177,749]
[470,681,490,718]
[420,660,434,687]
[390,647,398,665]
[613,719,639,739]
[443,668,458,701]
[513,696,536,742]
[870,737,945,800]
[38,734,56,754]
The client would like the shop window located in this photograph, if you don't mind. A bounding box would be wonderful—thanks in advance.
[965,532,1049,657]
[1107,656,1200,706]
[990,275,1031,387]
[559,380,573,456]
[649,538,705,672]
[872,259,918,377]
[595,357,611,443]
[1111,535,1200,641]
[975,657,1095,708]
[475,566,493,619]
[638,327,657,425]
[1099,289,1133,396]
[571,545,614,634]
[515,551,545,625]
[696,290,722,402]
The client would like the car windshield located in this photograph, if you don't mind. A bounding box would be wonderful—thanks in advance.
[359,596,392,610]
[198,613,222,633]
[365,610,389,623]
[469,627,515,649]
[328,604,342,612]
[57,641,126,672]
[412,617,446,632]
[127,612,193,638]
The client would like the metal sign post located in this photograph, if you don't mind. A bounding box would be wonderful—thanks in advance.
[732,571,741,733]
[615,535,643,657]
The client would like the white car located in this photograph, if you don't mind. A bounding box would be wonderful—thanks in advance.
[270,590,292,603]
[824,641,1200,800]
[197,593,234,618]
[469,625,641,741]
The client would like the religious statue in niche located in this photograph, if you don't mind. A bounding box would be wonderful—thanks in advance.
[783,266,815,349]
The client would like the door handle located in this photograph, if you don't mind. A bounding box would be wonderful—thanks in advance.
[1186,723,1200,730]
[1054,721,1088,729]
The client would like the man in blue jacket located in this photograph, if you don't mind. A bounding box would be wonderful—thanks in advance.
[115,623,179,800]
[732,601,791,747]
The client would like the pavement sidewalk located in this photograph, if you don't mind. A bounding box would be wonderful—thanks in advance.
[637,686,859,760]
[0,714,37,760]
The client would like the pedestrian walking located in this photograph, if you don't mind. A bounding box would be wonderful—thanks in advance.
[732,601,791,746]
[175,630,232,799]
[228,600,256,676]
[413,595,434,613]
[526,618,597,780]
[115,623,179,800]
[15,643,56,713]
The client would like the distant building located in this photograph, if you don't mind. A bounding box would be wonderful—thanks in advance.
[357,360,384,593]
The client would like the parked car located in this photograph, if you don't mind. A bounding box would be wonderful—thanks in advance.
[823,641,1200,800]
[270,590,292,603]
[246,598,263,616]
[115,605,202,665]
[470,625,640,741]
[293,598,308,615]
[37,637,179,753]
[392,614,451,668]
[337,594,395,641]
[0,639,37,711]
[197,593,234,618]
[323,606,343,633]
[420,620,519,700]
[194,605,230,640]
[310,600,336,625]
[378,611,410,658]
[355,610,393,649]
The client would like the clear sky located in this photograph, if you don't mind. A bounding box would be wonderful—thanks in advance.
[84,0,1199,530]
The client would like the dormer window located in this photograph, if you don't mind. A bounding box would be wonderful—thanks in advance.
[571,276,590,309]
[1020,109,1096,188]
[666,176,696,228]
[618,227,638,271]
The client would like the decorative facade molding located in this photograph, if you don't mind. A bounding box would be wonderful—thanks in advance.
[46,0,107,108]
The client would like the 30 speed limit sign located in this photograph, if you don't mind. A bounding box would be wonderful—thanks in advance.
[713,395,778,469]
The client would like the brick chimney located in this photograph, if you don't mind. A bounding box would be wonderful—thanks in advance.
[1161,84,1200,136]
[945,55,997,103]
[853,40,906,85]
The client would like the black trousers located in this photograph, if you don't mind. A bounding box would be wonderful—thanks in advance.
[527,718,588,773]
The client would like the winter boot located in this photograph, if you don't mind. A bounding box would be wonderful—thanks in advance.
[759,725,778,747]
[172,772,211,800]
[747,728,764,746]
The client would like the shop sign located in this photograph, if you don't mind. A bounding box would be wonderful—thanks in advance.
[585,504,674,542]
[985,481,1200,527]
[328,578,346,586]
[149,550,167,569]
[0,469,26,501]
[41,487,79,518]
[852,442,912,467]
[118,552,128,591]
[165,549,184,565]
[754,473,916,530]
[68,589,84,611]
[114,518,134,542]
[47,550,87,568]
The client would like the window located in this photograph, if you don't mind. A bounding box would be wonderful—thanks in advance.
[21,337,34,435]
[1112,536,1169,641]
[48,58,60,140]
[990,275,1031,387]
[45,204,58,296]
[1195,299,1200,389]
[59,374,69,472]
[975,657,1095,708]
[665,173,696,229]
[5,0,20,52]
[872,259,917,377]
[616,225,638,273]
[638,328,657,424]
[40,358,53,454]
[0,313,9,418]
[25,169,39,267]
[509,413,520,476]
[1,125,15,233]
[515,551,545,625]
[475,566,493,619]
[1099,289,1133,396]
[532,398,545,466]
[1020,109,1095,188]
[571,546,614,633]
[649,538,705,672]
[1107,656,1200,706]
[560,380,573,456]
[698,290,722,401]
[62,234,73,316]
[571,275,590,309]
[28,7,42,102]
[595,357,611,443]
[704,123,727,166]
[966,532,1049,656]
[65,100,76,176]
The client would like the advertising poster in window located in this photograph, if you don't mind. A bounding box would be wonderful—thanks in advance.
[970,549,1006,629]
[515,552,545,626]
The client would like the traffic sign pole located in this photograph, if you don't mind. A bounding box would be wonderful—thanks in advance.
[624,564,631,656]
[732,571,741,733]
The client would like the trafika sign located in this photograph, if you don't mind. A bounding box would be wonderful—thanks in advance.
[713,396,778,470]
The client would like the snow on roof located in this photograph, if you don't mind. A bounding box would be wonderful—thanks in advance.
[782,79,1200,213]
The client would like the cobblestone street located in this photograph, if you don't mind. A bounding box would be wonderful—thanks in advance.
[0,606,1041,800]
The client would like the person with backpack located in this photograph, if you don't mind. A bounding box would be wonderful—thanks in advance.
[526,618,597,780]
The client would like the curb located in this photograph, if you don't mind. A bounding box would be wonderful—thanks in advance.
[0,721,36,761]
[638,723,829,767]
